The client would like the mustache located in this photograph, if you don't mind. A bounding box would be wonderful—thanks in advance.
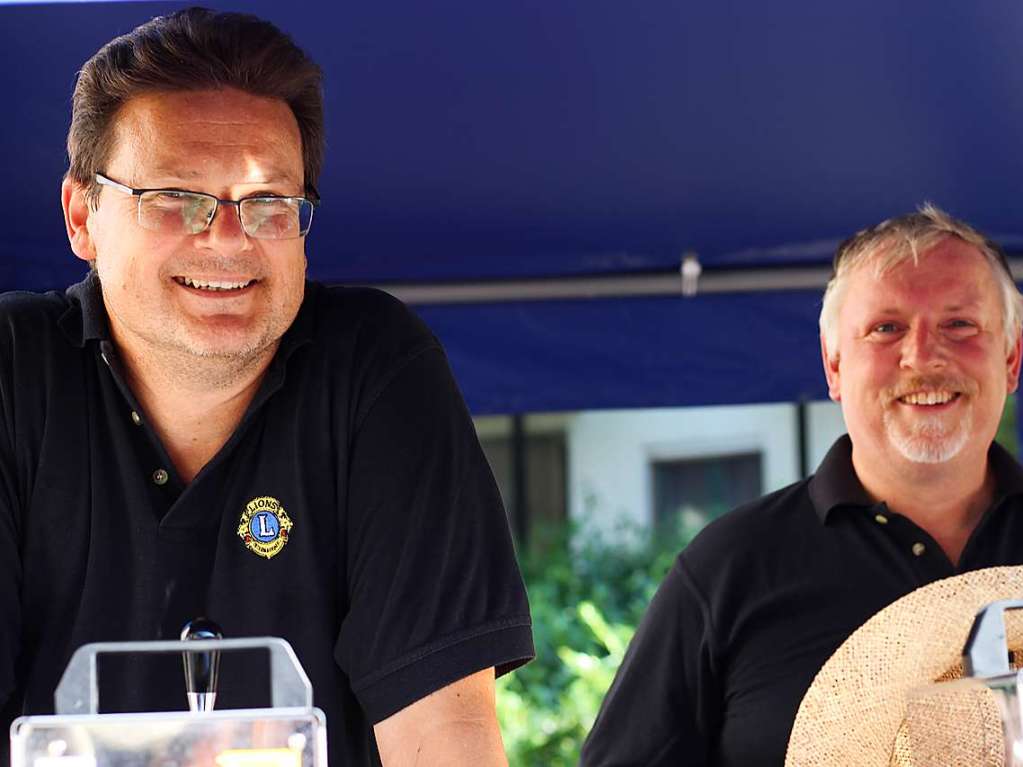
[162,255,263,275]
[881,375,978,404]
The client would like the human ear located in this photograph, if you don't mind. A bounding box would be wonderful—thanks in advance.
[1006,332,1022,394]
[61,177,97,263]
[821,334,841,401]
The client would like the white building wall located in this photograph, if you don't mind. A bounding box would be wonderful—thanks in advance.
[807,400,847,471]
[474,401,849,538]
[568,404,800,533]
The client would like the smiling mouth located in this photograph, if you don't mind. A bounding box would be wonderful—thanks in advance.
[173,276,258,292]
[897,391,962,406]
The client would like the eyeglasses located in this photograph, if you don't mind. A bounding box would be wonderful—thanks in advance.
[94,173,319,240]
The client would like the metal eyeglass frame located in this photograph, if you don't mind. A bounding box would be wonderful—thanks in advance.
[94,172,320,239]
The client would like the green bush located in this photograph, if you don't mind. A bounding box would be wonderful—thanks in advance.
[996,393,1019,457]
[497,517,698,767]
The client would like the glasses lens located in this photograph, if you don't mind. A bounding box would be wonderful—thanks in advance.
[240,197,314,240]
[138,191,216,235]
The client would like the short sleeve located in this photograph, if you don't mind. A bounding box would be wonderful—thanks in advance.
[580,556,719,766]
[334,344,533,723]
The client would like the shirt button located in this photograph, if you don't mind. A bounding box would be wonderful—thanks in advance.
[874,514,888,525]
[152,469,169,486]
[912,542,926,557]
[130,411,142,426]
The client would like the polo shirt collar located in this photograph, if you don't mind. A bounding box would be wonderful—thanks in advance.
[809,433,1023,522]
[808,435,873,521]
[57,271,316,362]
[989,437,1023,505]
[60,271,108,347]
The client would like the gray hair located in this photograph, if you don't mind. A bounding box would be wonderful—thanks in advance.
[819,204,1022,360]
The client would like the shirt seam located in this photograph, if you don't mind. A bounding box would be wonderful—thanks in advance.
[677,554,724,730]
[351,342,443,437]
[648,731,684,763]
[677,556,719,658]
[349,615,532,692]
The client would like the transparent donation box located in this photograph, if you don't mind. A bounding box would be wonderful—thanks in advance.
[902,600,1023,767]
[10,637,327,767]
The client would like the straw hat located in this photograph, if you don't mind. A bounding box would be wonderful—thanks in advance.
[786,566,1023,767]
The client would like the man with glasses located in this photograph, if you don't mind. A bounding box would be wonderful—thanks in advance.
[0,8,532,766]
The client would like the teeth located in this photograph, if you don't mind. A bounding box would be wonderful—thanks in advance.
[901,391,956,406]
[176,277,254,291]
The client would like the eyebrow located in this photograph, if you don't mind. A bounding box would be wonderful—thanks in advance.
[942,302,983,312]
[147,167,202,180]
[871,301,984,316]
[144,167,302,186]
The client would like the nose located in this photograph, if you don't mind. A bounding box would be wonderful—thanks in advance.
[199,201,251,251]
[900,323,947,371]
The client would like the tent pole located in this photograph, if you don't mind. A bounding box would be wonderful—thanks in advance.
[797,399,809,478]
[359,259,1023,306]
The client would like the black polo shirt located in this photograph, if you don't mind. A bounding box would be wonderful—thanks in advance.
[580,435,1023,766]
[0,274,533,766]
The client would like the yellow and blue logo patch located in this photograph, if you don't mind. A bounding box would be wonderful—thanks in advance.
[237,496,293,559]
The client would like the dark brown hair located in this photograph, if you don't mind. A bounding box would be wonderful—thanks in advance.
[67,7,323,202]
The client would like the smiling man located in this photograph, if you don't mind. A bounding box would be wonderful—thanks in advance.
[581,206,1023,766]
[0,9,532,766]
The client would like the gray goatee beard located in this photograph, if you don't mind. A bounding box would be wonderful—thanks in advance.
[880,375,976,464]
[882,402,972,464]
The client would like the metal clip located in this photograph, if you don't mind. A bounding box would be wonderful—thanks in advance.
[680,252,702,297]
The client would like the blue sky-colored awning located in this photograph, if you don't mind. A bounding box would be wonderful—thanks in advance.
[2,1,1018,412]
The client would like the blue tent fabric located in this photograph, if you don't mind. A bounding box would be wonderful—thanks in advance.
[3,1,1022,412]
[420,290,827,414]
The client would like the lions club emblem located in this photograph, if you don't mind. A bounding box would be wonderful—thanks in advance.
[237,496,293,559]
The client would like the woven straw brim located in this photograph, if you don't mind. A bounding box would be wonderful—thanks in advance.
[786,566,1023,767]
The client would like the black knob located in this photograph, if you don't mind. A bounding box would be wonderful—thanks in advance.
[181,617,222,712]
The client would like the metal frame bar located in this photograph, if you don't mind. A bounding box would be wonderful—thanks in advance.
[359,258,1023,306]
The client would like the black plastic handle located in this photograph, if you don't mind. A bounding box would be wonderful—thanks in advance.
[181,617,223,709]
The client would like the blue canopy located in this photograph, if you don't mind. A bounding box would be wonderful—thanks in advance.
[2,0,1020,412]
